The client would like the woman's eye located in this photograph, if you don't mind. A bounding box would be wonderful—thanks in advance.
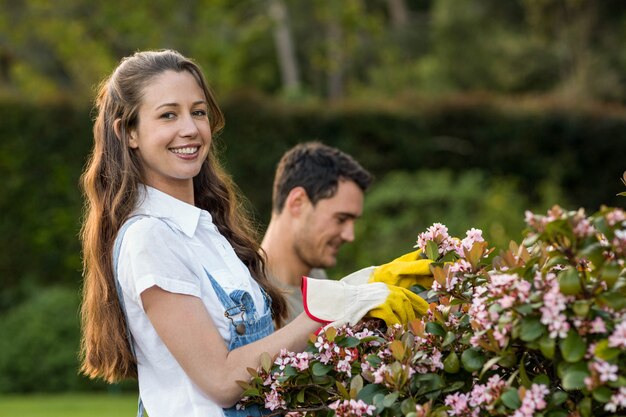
[160,112,176,119]
[192,109,208,117]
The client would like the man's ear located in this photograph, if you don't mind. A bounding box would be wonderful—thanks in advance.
[113,118,138,149]
[284,187,310,217]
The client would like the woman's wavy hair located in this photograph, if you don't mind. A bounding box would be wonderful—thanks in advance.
[79,49,287,383]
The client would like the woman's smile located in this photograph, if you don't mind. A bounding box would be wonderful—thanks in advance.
[169,145,201,159]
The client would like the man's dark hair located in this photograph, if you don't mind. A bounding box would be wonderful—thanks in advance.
[272,141,373,213]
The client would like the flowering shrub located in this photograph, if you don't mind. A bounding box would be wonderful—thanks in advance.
[237,206,626,416]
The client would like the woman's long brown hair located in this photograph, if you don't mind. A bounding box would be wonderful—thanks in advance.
[79,50,287,383]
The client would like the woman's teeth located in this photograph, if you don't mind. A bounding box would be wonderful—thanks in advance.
[170,147,198,155]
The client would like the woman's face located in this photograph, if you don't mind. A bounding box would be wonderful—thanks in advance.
[129,70,211,200]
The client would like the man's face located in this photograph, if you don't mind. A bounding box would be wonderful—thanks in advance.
[293,180,364,269]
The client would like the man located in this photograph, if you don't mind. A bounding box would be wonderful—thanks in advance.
[261,141,373,323]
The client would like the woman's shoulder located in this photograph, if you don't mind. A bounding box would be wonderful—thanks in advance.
[122,216,181,245]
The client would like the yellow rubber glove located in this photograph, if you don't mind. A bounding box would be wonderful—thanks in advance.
[371,249,434,290]
[341,250,434,290]
[366,284,429,326]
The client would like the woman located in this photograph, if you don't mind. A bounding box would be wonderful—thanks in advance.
[79,50,425,417]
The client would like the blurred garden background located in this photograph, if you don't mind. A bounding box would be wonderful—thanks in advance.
[1,0,625,412]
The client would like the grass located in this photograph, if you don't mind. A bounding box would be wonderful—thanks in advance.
[0,393,138,417]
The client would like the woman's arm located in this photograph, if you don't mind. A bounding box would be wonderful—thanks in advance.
[141,285,319,408]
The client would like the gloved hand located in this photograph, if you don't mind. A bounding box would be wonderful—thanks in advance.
[367,284,429,325]
[301,276,428,328]
[341,250,434,290]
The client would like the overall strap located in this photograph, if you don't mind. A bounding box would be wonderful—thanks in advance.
[112,215,147,417]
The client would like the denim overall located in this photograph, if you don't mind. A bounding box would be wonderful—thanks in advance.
[113,216,274,417]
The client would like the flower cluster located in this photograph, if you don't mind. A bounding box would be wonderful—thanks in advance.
[238,205,626,416]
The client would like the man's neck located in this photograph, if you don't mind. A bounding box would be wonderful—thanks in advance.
[261,217,310,287]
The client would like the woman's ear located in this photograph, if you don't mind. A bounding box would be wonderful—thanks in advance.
[113,118,138,149]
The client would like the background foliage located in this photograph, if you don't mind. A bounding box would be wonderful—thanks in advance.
[0,0,625,393]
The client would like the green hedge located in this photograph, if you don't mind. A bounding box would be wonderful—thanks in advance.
[0,287,87,392]
[220,93,626,220]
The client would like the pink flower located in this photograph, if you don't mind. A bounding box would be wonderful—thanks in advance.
[293,352,312,371]
[572,209,595,238]
[414,404,428,417]
[456,228,485,257]
[444,392,471,416]
[512,384,549,417]
[609,320,626,349]
[264,389,286,411]
[589,317,606,334]
[329,399,376,417]
[468,375,506,409]
[604,387,626,413]
[613,230,626,254]
[592,360,619,383]
[540,281,571,339]
[416,223,459,257]
[606,208,626,226]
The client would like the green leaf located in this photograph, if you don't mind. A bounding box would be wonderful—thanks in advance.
[595,339,621,361]
[559,330,586,363]
[282,365,297,377]
[523,234,540,247]
[545,255,568,270]
[357,383,387,404]
[572,300,590,318]
[350,375,364,398]
[442,331,456,347]
[339,336,361,348]
[439,251,458,263]
[538,334,556,359]
[442,381,466,393]
[443,351,460,374]
[401,398,417,415]
[598,292,626,310]
[414,373,445,399]
[546,411,568,417]
[461,348,485,372]
[336,381,350,400]
[497,351,517,368]
[480,356,502,379]
[545,219,574,243]
[366,354,382,367]
[579,397,592,417]
[520,316,546,342]
[558,267,582,295]
[561,362,590,391]
[579,243,605,270]
[297,388,306,403]
[600,262,621,288]
[592,386,613,403]
[312,362,332,376]
[515,303,534,315]
[241,388,260,397]
[426,240,440,261]
[500,387,522,409]
[549,390,569,406]
[383,392,400,408]
[533,374,550,386]
[519,357,532,388]
[426,322,446,337]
